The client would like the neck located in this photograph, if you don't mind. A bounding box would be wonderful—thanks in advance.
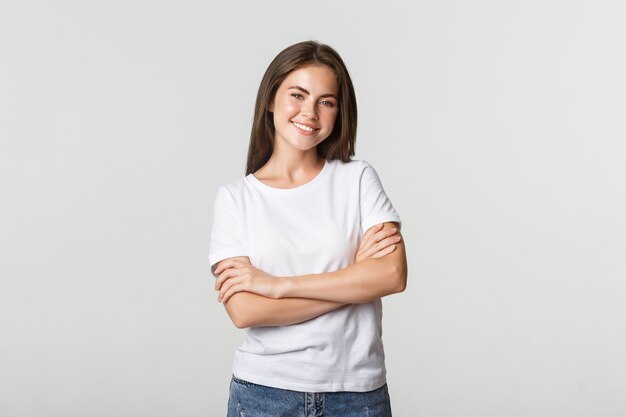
[266,137,323,170]
[255,145,325,183]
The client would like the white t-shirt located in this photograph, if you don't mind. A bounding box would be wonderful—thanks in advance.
[208,158,402,392]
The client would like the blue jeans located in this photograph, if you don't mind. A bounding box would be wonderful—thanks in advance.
[227,375,393,417]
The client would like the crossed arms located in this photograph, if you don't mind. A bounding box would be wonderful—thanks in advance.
[212,222,408,328]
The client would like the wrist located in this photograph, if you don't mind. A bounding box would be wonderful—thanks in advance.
[276,276,293,298]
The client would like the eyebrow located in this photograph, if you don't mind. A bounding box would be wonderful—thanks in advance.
[287,86,338,100]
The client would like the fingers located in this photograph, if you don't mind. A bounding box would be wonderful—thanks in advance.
[378,233,402,249]
[361,223,384,247]
[363,222,384,239]
[218,276,244,302]
[216,266,248,301]
[379,226,398,240]
[365,224,398,246]
[213,258,267,303]
[357,224,401,261]
[215,263,248,290]
[364,234,401,258]
[214,258,249,276]
[370,243,397,259]
[370,227,399,251]
[220,283,242,304]
[356,224,384,258]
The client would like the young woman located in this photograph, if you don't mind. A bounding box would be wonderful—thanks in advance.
[209,40,407,417]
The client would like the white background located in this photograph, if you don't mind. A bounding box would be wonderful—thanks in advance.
[1,1,625,416]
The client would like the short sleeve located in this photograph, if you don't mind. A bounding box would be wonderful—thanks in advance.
[208,186,248,277]
[359,162,402,235]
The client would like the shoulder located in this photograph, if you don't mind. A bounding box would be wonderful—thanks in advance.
[329,158,376,176]
[213,175,249,204]
[330,159,383,187]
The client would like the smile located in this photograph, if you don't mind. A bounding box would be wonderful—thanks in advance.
[291,121,319,133]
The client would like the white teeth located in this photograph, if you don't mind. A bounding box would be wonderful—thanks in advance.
[292,122,314,132]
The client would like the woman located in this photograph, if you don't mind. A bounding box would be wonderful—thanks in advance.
[209,40,407,417]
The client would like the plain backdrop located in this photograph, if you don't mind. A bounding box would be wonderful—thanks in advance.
[1,1,625,416]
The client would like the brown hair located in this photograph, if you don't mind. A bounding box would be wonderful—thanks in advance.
[245,40,358,175]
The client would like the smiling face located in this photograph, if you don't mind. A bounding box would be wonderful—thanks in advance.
[268,64,339,154]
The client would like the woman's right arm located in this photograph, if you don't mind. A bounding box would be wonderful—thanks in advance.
[220,279,344,328]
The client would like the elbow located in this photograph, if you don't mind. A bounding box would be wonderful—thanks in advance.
[230,312,251,329]
[233,320,250,330]
[224,296,253,329]
[391,262,408,294]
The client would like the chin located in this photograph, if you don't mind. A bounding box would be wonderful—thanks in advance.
[291,144,319,152]
[301,141,326,151]
[284,137,324,151]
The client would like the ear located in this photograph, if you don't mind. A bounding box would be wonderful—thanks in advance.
[268,100,274,113]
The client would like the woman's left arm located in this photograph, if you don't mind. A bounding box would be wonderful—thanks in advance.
[216,222,407,304]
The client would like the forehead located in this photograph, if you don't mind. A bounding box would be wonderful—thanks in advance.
[281,65,338,93]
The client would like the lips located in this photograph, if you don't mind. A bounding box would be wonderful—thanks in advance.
[291,121,320,134]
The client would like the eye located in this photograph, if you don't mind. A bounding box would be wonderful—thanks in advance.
[291,93,304,99]
[320,100,336,107]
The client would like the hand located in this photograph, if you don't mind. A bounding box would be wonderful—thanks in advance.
[355,223,401,263]
[214,257,283,303]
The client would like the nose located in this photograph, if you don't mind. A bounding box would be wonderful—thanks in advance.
[301,101,318,119]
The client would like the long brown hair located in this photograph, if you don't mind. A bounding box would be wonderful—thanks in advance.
[245,41,358,175]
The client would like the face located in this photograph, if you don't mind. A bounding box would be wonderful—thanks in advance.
[268,64,339,153]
